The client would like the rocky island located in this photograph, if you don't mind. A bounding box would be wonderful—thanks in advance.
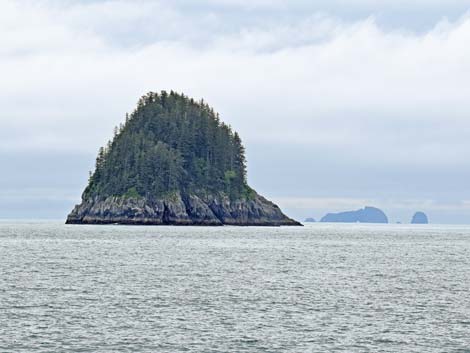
[66,91,301,226]
[411,212,429,224]
[320,206,388,223]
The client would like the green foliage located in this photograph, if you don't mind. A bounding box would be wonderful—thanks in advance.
[242,185,256,201]
[83,91,250,201]
[224,170,237,184]
[123,187,140,199]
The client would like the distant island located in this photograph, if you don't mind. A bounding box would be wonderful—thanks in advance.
[304,217,316,222]
[411,212,429,224]
[320,206,388,223]
[66,91,301,226]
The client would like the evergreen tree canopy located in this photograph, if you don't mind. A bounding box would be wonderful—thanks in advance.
[83,91,252,201]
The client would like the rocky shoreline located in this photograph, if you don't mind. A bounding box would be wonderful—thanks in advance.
[66,192,301,226]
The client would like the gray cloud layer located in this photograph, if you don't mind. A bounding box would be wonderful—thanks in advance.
[1,0,470,222]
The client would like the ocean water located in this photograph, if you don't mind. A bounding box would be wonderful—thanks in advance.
[1,222,469,352]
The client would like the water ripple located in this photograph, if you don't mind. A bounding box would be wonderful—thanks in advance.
[0,222,469,352]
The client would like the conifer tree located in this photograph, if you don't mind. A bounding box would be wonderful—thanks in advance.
[83,91,249,201]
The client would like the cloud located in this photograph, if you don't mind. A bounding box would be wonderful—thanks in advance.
[3,5,469,164]
[274,196,470,212]
[1,0,470,221]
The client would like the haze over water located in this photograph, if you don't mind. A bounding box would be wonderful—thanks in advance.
[1,222,469,352]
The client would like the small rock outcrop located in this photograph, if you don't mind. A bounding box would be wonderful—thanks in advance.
[66,91,300,226]
[320,206,388,224]
[411,212,429,224]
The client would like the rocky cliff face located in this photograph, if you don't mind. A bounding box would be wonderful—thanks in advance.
[66,192,301,226]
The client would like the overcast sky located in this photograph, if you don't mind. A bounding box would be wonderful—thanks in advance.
[2,0,470,223]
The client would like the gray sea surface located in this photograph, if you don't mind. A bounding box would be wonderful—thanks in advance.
[1,221,469,352]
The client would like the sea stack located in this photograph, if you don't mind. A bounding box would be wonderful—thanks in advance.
[320,206,388,224]
[66,91,301,226]
[411,212,429,224]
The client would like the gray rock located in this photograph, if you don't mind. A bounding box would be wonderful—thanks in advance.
[183,195,221,225]
[163,194,192,225]
[66,191,301,226]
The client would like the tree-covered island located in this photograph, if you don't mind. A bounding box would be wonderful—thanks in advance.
[66,91,301,226]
